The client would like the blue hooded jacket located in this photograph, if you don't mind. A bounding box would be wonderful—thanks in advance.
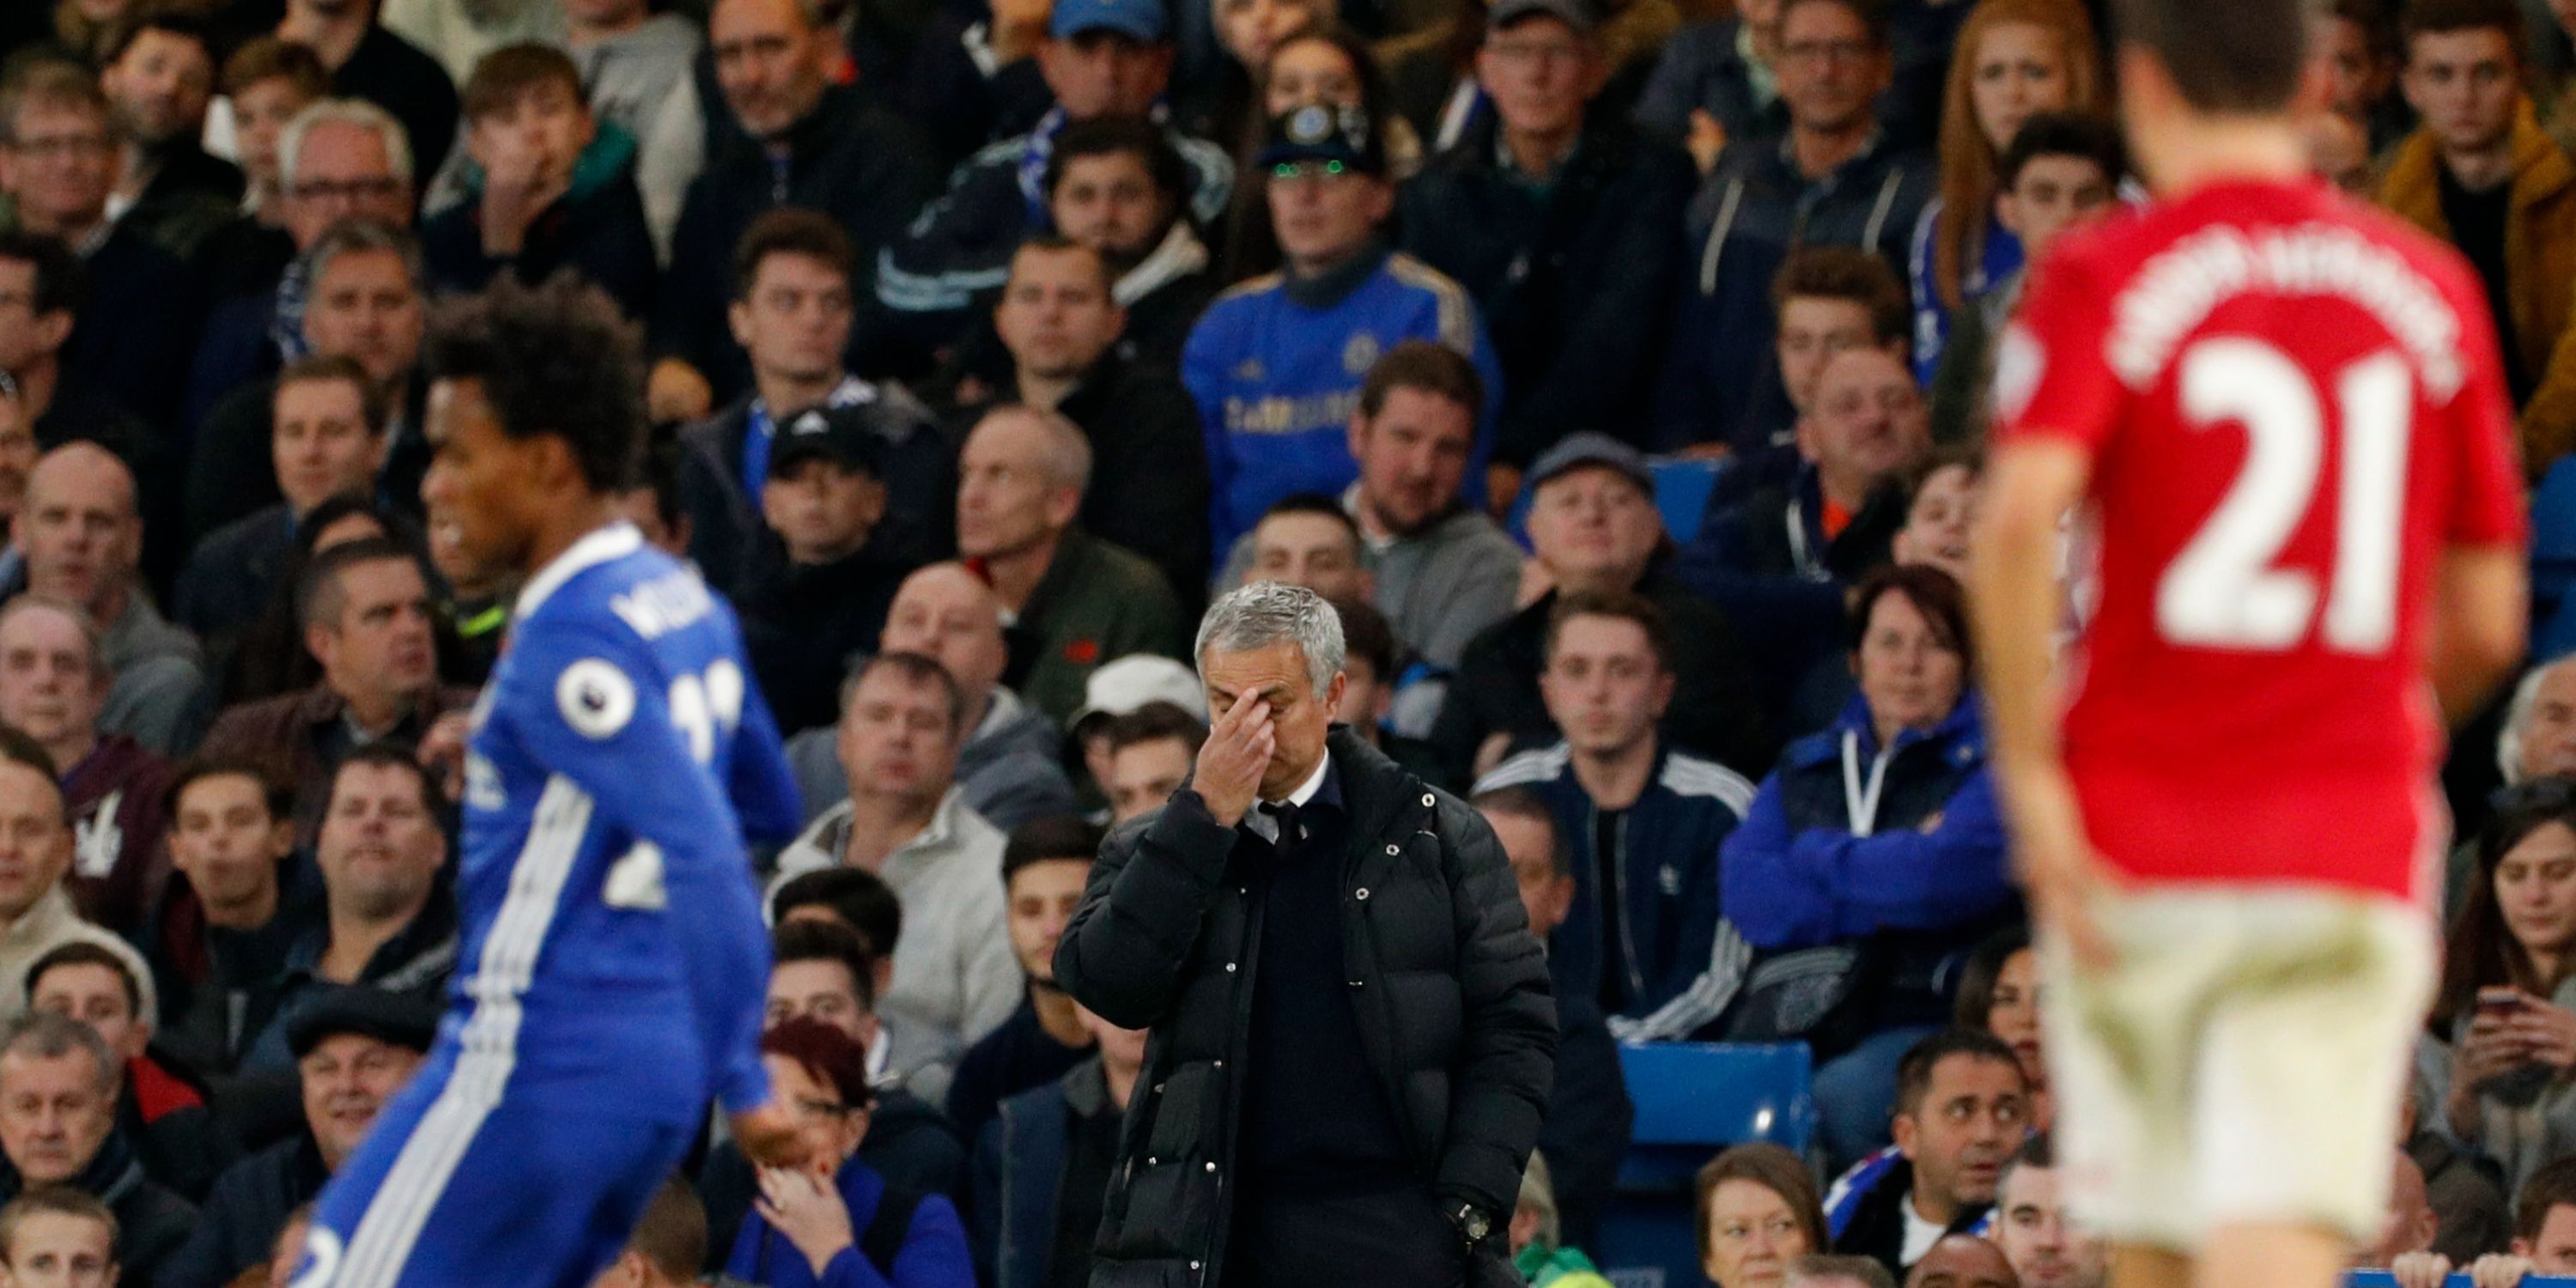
[724,1157,975,1288]
[1720,695,2014,1018]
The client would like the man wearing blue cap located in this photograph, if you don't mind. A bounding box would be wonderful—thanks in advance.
[1183,106,1505,563]
[877,0,1232,351]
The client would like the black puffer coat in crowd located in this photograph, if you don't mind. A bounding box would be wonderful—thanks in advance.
[1055,727,1557,1287]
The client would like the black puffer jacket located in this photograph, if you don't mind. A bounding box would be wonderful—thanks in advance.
[1055,728,1556,1288]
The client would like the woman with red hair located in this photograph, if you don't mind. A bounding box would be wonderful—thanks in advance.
[1905,0,2105,384]
[722,1019,976,1287]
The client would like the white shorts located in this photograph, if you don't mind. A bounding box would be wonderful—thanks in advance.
[2040,886,2435,1252]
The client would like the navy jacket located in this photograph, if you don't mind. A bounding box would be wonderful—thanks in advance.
[1396,118,1696,465]
[155,1133,327,1288]
[1474,741,1756,1042]
[420,127,659,321]
[877,113,1232,354]
[1651,133,1933,453]
[653,86,941,400]
[1631,19,1789,149]
[1674,461,1906,725]
[970,1058,1121,1288]
[1720,697,2016,1031]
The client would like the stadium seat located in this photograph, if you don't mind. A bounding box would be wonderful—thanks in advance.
[1649,458,1728,547]
[2531,456,2576,659]
[1592,1042,1815,1288]
[1504,454,1736,547]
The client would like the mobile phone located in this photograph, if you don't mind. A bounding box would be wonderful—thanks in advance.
[2479,987,2525,1018]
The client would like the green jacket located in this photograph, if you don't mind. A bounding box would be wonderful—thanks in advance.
[1008,527,1188,724]
[1515,1242,1615,1288]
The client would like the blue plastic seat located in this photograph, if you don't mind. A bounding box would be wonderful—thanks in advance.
[2530,456,2576,659]
[1649,458,1728,546]
[1591,1043,1815,1288]
[1504,453,1735,547]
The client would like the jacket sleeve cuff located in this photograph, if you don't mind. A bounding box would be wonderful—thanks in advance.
[1145,789,1240,882]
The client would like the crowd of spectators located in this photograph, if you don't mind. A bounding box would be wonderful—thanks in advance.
[0,0,2572,1283]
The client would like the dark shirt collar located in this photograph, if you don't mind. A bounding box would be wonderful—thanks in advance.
[1284,240,1391,309]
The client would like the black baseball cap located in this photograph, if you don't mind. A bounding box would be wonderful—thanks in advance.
[1258,104,1387,177]
[288,987,440,1060]
[1488,0,1601,34]
[769,405,886,478]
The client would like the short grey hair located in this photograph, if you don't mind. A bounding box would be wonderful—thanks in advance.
[2500,656,2576,785]
[1194,581,1345,695]
[0,1012,117,1097]
[303,216,425,295]
[978,404,1092,500]
[278,98,415,190]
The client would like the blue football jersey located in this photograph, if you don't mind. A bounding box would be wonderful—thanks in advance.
[453,521,800,1121]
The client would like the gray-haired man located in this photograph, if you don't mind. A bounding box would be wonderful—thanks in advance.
[1057,580,1556,1288]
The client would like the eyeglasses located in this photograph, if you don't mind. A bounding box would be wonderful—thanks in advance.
[1271,159,1349,180]
[291,177,404,203]
[792,1097,860,1119]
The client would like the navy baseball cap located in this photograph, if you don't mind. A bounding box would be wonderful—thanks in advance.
[1049,0,1167,43]
[1257,104,1385,175]
[1488,0,1601,33]
[1526,431,1653,495]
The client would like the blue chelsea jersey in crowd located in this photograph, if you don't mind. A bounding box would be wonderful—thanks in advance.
[450,519,803,1120]
[303,521,803,1288]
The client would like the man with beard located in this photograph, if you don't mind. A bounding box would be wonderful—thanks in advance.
[96,8,240,263]
[229,748,455,1077]
[1217,342,1522,676]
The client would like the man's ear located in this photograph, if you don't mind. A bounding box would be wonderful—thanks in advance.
[1890,1110,1920,1160]
[305,621,337,671]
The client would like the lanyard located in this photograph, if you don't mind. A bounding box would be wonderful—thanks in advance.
[1785,495,1830,582]
[1841,729,1894,838]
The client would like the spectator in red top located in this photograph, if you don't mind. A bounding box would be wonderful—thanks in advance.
[24,942,223,1203]
[0,598,171,943]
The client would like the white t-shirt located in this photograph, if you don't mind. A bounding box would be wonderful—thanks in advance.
[1899,1191,1948,1267]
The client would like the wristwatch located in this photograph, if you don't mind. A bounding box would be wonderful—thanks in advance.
[1447,1200,1492,1249]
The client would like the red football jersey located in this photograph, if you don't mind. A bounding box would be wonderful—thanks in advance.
[1993,177,2527,900]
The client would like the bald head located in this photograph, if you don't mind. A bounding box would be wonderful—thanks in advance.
[880,562,1010,701]
[1906,1236,2019,1288]
[13,445,140,621]
[957,406,1094,561]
